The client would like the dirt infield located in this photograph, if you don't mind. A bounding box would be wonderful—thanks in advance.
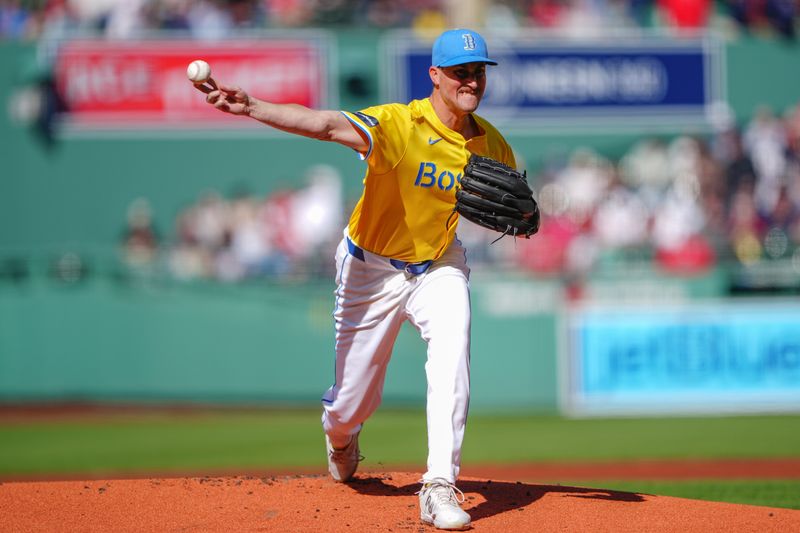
[2,406,798,531]
[1,472,798,533]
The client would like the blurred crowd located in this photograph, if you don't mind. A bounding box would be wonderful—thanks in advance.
[119,100,800,286]
[0,0,797,41]
[121,164,345,282]
[490,101,800,285]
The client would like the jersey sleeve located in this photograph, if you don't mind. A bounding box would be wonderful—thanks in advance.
[341,104,410,175]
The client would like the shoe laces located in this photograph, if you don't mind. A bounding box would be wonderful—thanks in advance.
[329,449,364,463]
[329,439,363,463]
[417,478,466,506]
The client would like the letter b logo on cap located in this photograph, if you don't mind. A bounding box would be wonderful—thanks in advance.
[462,33,476,50]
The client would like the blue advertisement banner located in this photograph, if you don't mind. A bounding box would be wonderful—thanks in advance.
[385,32,725,129]
[564,303,800,415]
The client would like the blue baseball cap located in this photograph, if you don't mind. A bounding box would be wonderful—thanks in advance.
[432,29,498,68]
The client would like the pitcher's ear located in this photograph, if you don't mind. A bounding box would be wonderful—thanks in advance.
[429,66,439,86]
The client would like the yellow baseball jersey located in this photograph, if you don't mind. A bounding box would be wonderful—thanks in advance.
[342,97,516,262]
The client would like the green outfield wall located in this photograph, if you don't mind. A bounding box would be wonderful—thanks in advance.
[0,272,559,411]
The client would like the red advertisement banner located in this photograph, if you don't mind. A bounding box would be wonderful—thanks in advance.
[54,39,329,128]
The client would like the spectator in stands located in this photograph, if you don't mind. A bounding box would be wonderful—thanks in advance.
[486,0,523,35]
[284,164,344,275]
[726,0,796,39]
[103,0,152,39]
[592,169,651,252]
[655,0,712,32]
[759,185,800,259]
[694,136,727,243]
[527,0,565,28]
[555,147,613,230]
[619,137,673,211]
[120,197,161,274]
[186,0,234,39]
[515,172,582,275]
[363,0,408,27]
[0,0,32,39]
[716,127,758,217]
[727,179,764,263]
[743,105,788,214]
[157,0,192,30]
[263,0,314,26]
[651,185,715,274]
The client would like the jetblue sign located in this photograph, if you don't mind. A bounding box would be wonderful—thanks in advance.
[385,32,725,128]
[563,302,800,416]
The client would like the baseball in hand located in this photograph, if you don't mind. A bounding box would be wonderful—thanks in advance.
[186,60,211,84]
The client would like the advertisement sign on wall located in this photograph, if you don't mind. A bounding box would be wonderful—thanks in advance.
[54,36,332,130]
[384,31,725,130]
[562,302,800,416]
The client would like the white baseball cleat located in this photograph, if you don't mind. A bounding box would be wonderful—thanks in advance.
[418,478,472,530]
[325,431,361,482]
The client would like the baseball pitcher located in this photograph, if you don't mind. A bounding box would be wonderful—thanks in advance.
[197,28,536,531]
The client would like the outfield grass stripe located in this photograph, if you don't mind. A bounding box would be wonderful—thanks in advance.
[460,458,800,481]
[554,480,800,511]
[1,410,798,473]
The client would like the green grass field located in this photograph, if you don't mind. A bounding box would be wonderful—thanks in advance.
[1,408,799,509]
[565,479,800,510]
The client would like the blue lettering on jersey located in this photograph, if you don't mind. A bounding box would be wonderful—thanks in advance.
[353,111,379,127]
[415,162,462,191]
[415,162,437,187]
[438,170,456,191]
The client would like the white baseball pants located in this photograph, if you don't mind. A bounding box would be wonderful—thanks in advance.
[321,232,471,483]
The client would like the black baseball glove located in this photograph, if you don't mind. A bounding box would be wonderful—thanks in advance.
[455,154,540,239]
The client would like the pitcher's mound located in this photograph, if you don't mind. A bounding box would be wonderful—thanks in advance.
[1,471,796,532]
